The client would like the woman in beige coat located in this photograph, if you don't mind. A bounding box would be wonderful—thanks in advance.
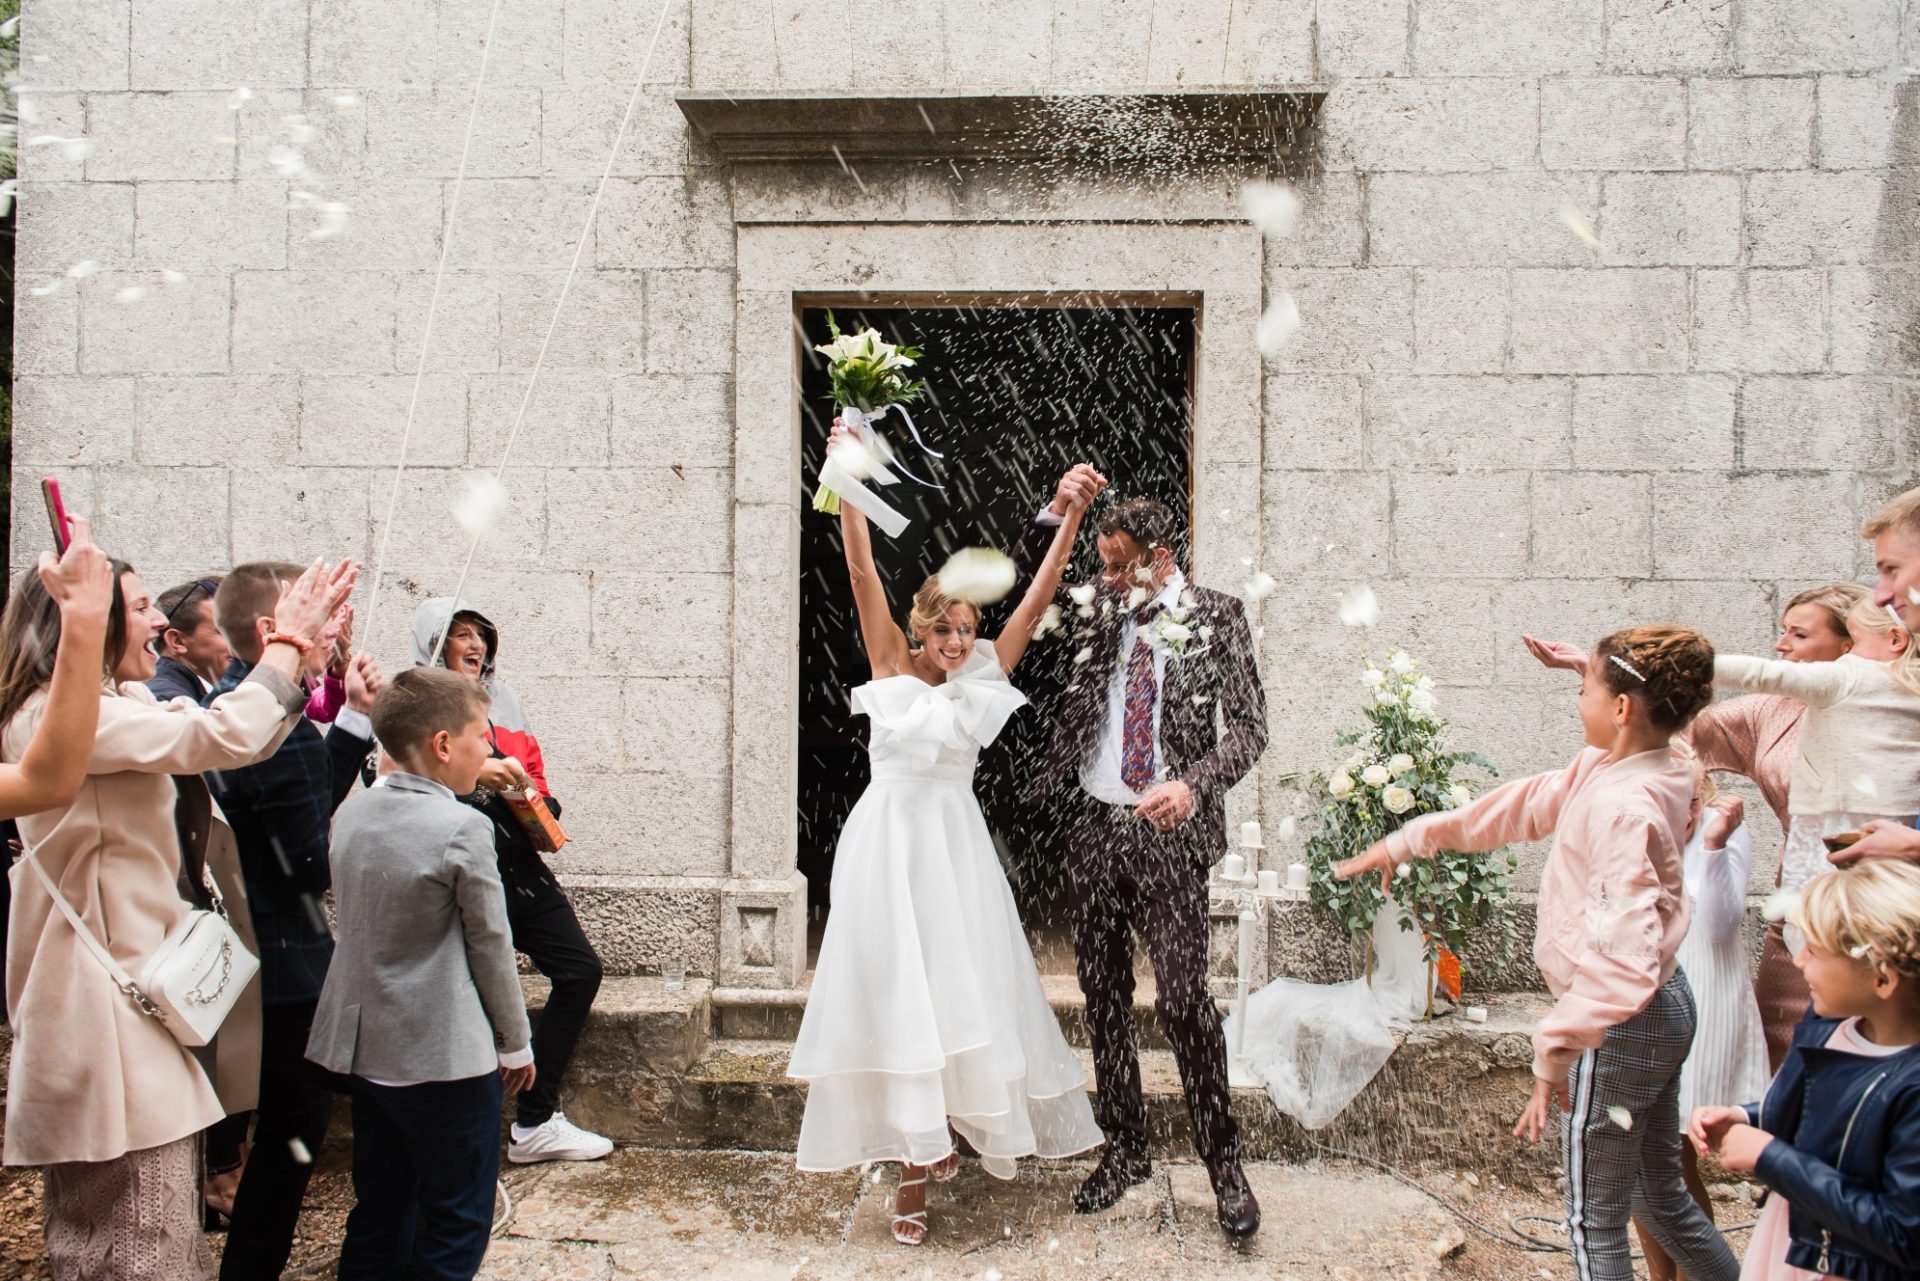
[0,556,357,1281]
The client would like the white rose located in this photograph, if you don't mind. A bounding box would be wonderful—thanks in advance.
[1408,687,1437,716]
[1361,668,1386,688]
[1382,786,1416,815]
[1388,753,1415,777]
[1448,783,1472,809]
[1161,621,1193,644]
[1389,651,1414,674]
[1328,772,1355,799]
[1361,764,1391,788]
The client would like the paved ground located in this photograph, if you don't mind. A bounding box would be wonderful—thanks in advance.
[0,1148,1758,1280]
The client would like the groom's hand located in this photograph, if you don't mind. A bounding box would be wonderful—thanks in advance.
[1049,464,1106,517]
[1134,780,1194,831]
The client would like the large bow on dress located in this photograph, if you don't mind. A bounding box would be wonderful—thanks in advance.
[850,647,1027,767]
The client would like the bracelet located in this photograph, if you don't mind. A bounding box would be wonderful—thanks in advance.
[263,631,314,655]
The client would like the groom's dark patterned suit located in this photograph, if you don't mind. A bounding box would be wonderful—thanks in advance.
[1011,504,1268,1237]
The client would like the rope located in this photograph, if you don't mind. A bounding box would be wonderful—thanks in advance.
[358,0,506,661]
[429,0,680,666]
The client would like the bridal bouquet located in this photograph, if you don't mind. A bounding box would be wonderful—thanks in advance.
[812,314,933,538]
[1303,650,1516,1015]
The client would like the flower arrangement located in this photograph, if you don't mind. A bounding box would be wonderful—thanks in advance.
[811,313,927,519]
[1303,650,1517,1016]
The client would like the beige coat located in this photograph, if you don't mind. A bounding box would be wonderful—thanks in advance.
[2,672,301,1167]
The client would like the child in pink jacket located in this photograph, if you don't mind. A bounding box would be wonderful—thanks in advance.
[1338,626,1740,1281]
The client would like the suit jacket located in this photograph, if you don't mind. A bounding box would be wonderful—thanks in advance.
[205,658,371,1006]
[146,655,208,706]
[1010,517,1269,857]
[306,773,532,1082]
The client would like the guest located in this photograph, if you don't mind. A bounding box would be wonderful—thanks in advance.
[149,575,227,704]
[0,556,356,1280]
[1690,860,1920,1281]
[1339,627,1739,1281]
[307,667,535,1281]
[1845,485,1920,866]
[206,564,385,1279]
[408,598,610,1163]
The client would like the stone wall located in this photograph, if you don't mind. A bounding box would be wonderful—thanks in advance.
[12,0,1917,973]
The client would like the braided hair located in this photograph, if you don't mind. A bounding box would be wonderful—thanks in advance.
[1592,625,1715,732]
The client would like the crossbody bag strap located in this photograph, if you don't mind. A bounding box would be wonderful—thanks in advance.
[20,845,166,1020]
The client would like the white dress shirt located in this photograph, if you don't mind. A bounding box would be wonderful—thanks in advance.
[1080,569,1188,805]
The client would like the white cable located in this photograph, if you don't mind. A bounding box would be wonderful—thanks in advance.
[429,0,679,666]
[358,0,506,661]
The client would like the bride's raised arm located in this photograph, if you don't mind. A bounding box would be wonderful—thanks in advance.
[841,498,911,679]
[994,496,1093,674]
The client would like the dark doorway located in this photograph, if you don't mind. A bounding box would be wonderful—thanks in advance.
[795,304,1196,929]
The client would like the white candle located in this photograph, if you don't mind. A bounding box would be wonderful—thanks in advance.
[1464,1006,1488,1024]
[1239,820,1263,849]
[1286,862,1309,891]
[1221,852,1247,881]
[1236,910,1254,980]
[1256,868,1280,894]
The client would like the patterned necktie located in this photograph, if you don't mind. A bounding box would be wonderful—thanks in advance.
[1120,604,1163,790]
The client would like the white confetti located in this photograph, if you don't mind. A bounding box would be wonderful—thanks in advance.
[283,113,318,145]
[1461,1170,1480,1187]
[288,1136,312,1165]
[226,86,253,111]
[332,93,360,109]
[61,137,93,162]
[66,259,97,279]
[1073,647,1093,665]
[308,200,352,240]
[113,285,146,304]
[1338,583,1381,629]
[937,547,1017,605]
[1606,1106,1633,1132]
[266,143,304,177]
[1276,816,1297,844]
[1558,199,1602,253]
[1256,293,1301,357]
[1244,571,1277,601]
[14,98,38,126]
[1125,584,1149,610]
[0,15,17,37]
[27,281,59,297]
[451,472,510,539]
[1068,582,1097,607]
[161,269,187,285]
[1238,179,1303,238]
[1762,888,1800,923]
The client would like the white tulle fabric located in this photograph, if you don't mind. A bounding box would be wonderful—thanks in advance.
[789,640,1104,1178]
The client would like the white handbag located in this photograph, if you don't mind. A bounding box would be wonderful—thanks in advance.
[23,846,258,1048]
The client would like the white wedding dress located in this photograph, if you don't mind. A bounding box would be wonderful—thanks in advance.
[789,639,1105,1178]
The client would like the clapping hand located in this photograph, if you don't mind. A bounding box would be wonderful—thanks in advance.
[37,515,113,629]
[344,653,384,715]
[1522,635,1588,674]
[273,560,361,646]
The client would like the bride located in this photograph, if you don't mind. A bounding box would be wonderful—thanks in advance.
[788,424,1107,1246]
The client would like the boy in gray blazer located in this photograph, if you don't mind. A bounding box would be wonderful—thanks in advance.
[306,667,534,1280]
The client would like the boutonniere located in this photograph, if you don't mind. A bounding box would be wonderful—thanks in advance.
[1149,609,1196,659]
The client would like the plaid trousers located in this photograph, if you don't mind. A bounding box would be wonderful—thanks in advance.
[1562,969,1741,1281]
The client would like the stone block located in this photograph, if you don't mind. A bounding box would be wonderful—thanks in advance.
[1599,173,1740,266]
[12,286,78,376]
[235,89,367,188]
[500,270,647,372]
[596,175,735,271]
[1257,172,1365,269]
[1262,374,1364,468]
[1261,268,1412,373]
[1529,472,1652,578]
[233,270,398,373]
[1686,76,1814,169]
[1739,377,1910,472]
[15,93,88,182]
[1320,78,1540,172]
[307,0,435,86]
[1369,173,1598,267]
[97,466,230,566]
[1570,375,1737,471]
[1328,575,1503,687]
[1510,268,1689,374]
[1219,0,1317,82]
[1412,0,1602,73]
[945,0,1051,87]
[555,774,728,878]
[1540,76,1686,170]
[231,466,374,564]
[20,0,129,89]
[645,270,736,375]
[1490,577,1639,687]
[1626,578,1787,655]
[1604,0,1731,72]
[85,92,236,182]
[1257,471,1390,578]
[1316,0,1408,76]
[11,471,95,561]
[288,179,444,271]
[1817,75,1912,170]
[546,466,732,573]
[1651,472,1858,578]
[1413,268,1510,373]
[611,373,733,470]
[10,377,136,465]
[133,180,288,272]
[509,674,627,770]
[1736,0,1902,73]
[624,678,731,776]
[17,182,136,275]
[361,87,543,178]
[1050,0,1153,88]
[468,372,611,468]
[1369,375,1573,470]
[686,0,779,91]
[394,272,502,374]
[78,272,229,375]
[589,572,732,679]
[540,87,689,178]
[1391,472,1529,577]
[137,376,298,466]
[1748,171,1911,266]
[718,876,807,989]
[448,178,598,270]
[432,0,565,85]
[1692,269,1827,374]
[367,467,546,568]
[130,0,308,90]
[298,374,468,467]
[562,0,691,85]
[1830,266,1920,375]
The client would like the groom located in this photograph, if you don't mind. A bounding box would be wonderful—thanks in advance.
[1011,467,1268,1240]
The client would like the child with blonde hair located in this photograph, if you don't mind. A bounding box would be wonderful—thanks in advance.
[1690,860,1920,1281]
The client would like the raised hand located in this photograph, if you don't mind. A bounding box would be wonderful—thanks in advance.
[328,603,356,676]
[1049,464,1107,517]
[1522,635,1588,674]
[272,560,361,645]
[1702,795,1743,849]
[36,515,113,630]
[345,653,384,714]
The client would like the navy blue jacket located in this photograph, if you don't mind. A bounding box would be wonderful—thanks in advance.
[1744,1013,1920,1281]
[146,655,207,706]
[204,659,371,1006]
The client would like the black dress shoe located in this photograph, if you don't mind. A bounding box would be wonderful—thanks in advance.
[1072,1148,1152,1214]
[1212,1161,1261,1239]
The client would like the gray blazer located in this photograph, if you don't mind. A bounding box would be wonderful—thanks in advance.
[306,773,531,1082]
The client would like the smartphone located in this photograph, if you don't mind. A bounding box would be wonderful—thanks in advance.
[40,478,70,554]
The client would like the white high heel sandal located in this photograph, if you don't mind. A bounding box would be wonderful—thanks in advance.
[891,1171,929,1246]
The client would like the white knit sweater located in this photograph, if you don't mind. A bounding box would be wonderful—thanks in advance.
[1712,653,1920,818]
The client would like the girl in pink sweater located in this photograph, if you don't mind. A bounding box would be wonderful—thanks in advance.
[1337,626,1739,1281]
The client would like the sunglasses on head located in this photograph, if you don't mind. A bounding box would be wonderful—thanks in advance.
[162,578,219,631]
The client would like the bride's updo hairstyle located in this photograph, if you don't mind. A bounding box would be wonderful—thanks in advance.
[1593,625,1716,732]
[906,575,980,646]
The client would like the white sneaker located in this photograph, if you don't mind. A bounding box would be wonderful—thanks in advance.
[507,1112,614,1164]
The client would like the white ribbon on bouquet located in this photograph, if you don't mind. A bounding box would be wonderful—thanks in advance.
[818,404,945,540]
